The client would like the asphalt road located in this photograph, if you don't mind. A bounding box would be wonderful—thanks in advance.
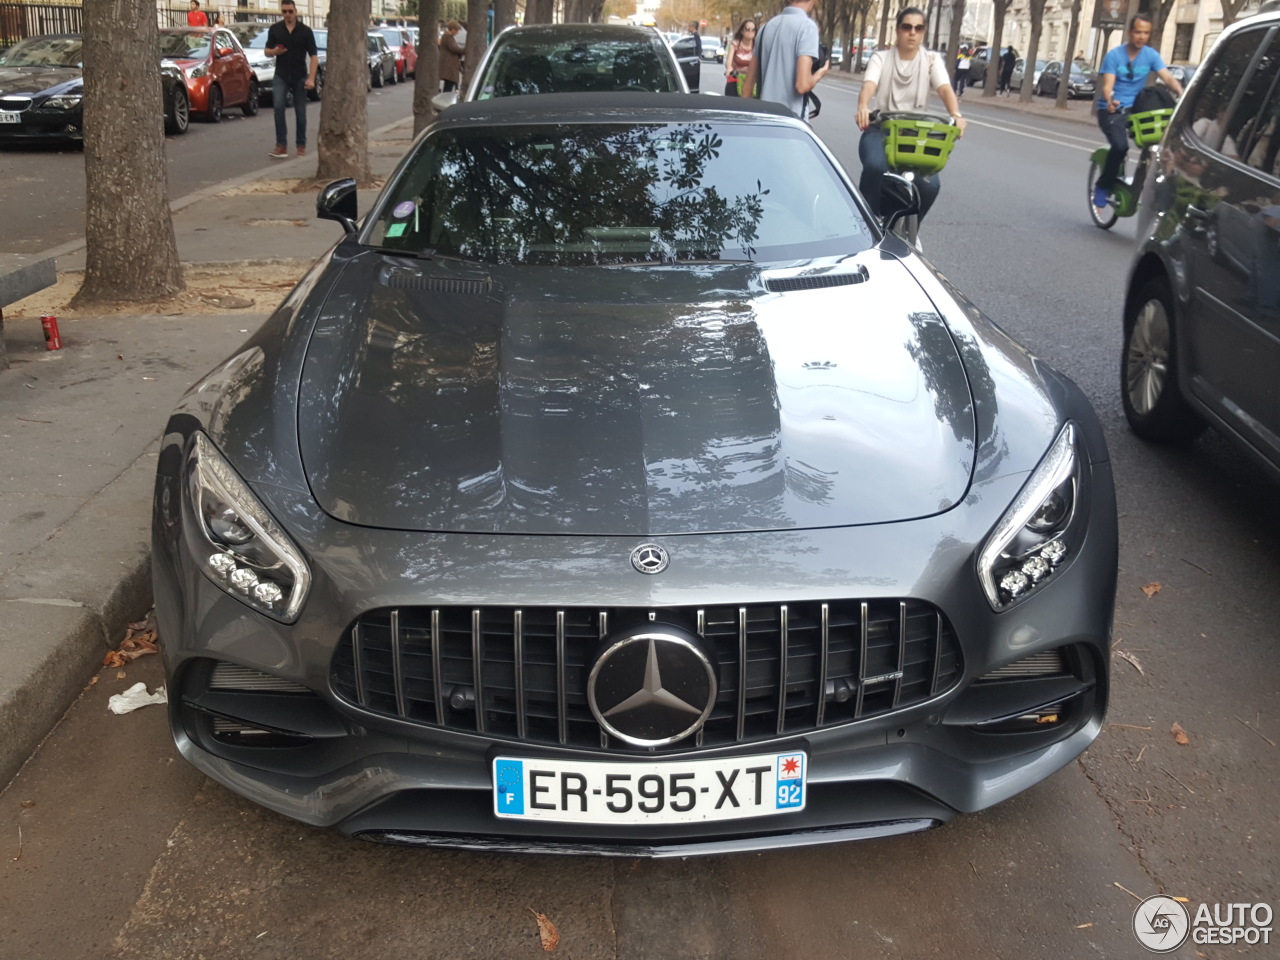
[1,65,1277,959]
[0,77,413,256]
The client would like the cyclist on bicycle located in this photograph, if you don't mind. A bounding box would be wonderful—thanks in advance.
[1094,14,1183,214]
[855,7,966,221]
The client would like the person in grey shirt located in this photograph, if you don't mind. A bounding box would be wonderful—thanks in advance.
[741,0,829,121]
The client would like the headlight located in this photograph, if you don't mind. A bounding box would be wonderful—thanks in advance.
[978,422,1079,609]
[44,94,82,110]
[187,64,207,79]
[185,432,310,621]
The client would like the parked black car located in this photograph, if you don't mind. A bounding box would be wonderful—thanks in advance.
[0,34,189,144]
[367,31,396,88]
[1035,59,1096,99]
[1122,9,1280,477]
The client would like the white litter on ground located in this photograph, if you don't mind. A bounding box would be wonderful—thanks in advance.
[108,682,168,715]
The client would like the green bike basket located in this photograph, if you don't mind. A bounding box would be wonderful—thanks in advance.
[882,117,958,174]
[1128,108,1172,147]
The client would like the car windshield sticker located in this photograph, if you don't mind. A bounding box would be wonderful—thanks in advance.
[385,222,407,238]
[392,200,415,219]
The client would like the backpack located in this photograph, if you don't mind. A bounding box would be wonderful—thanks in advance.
[1132,84,1176,114]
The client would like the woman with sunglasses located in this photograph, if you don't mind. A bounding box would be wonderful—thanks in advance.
[725,19,757,96]
[855,7,966,221]
[1094,14,1183,214]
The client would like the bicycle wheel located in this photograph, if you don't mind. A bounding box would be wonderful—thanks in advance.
[1087,156,1118,230]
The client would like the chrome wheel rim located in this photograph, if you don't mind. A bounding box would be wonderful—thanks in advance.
[1127,298,1171,415]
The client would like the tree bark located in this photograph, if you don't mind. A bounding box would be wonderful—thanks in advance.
[316,0,372,184]
[494,0,516,33]
[1055,0,1081,109]
[413,0,442,136]
[1019,0,1047,103]
[981,0,1010,97]
[945,0,964,85]
[464,0,489,88]
[72,0,182,306]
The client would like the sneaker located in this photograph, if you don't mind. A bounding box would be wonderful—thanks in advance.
[267,145,288,159]
[1093,185,1109,209]
[296,146,306,157]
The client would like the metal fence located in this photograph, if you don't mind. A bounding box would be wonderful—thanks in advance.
[0,3,250,46]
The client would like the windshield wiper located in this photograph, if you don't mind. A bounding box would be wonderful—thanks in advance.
[373,246,481,266]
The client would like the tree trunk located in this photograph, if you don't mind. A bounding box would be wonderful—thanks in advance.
[982,0,1009,97]
[945,0,964,85]
[1019,0,1046,103]
[464,0,488,88]
[494,0,516,33]
[1055,0,1081,109]
[413,0,442,136]
[527,0,554,24]
[316,0,372,184]
[1221,0,1251,27]
[1148,0,1175,53]
[877,0,889,51]
[72,0,182,306]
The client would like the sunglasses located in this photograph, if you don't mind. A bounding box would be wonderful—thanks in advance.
[898,23,926,33]
[1126,63,1135,80]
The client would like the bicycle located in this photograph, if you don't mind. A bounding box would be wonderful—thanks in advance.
[1087,107,1172,229]
[873,110,960,248]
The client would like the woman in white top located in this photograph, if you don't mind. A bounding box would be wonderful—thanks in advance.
[854,7,967,221]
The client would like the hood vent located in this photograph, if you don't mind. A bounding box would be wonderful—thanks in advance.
[384,275,492,296]
[764,265,869,293]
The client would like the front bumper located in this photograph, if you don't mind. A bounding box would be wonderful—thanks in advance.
[153,448,1117,855]
[0,111,82,142]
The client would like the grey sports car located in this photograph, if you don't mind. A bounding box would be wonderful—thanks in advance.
[152,93,1118,856]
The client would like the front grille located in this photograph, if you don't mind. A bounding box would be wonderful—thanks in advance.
[331,601,962,752]
[0,97,32,111]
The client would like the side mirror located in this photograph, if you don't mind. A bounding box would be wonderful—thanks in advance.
[317,178,358,236]
[879,172,921,232]
[431,90,458,111]
[216,47,234,58]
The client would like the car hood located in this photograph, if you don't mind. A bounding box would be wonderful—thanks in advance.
[0,67,81,97]
[297,252,977,535]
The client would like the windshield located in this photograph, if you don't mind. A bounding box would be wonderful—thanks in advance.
[313,29,328,51]
[159,32,211,59]
[230,24,271,49]
[366,121,874,265]
[377,28,404,47]
[476,35,681,97]
[0,37,82,68]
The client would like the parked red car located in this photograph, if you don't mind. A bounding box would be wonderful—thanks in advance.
[374,26,416,81]
[158,26,258,122]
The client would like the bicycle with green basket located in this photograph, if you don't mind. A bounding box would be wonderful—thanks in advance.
[872,110,960,247]
[1087,107,1172,229]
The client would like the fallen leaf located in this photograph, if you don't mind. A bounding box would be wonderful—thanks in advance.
[103,650,127,668]
[529,908,560,952]
[20,801,35,808]
[1115,650,1145,675]
[1171,722,1190,746]
[1141,582,1162,598]
[87,676,98,687]
[1076,922,1093,929]
[116,353,124,360]
[116,670,127,680]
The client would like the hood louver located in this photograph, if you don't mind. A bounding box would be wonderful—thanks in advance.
[764,265,869,293]
[383,274,492,296]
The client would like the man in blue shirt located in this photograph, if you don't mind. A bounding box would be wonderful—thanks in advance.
[1094,14,1183,211]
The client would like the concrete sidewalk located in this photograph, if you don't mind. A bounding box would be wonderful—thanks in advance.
[0,117,417,789]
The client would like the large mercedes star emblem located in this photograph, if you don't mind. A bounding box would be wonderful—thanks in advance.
[587,626,717,746]
[629,543,670,575]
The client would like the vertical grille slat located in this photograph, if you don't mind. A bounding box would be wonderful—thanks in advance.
[390,609,407,718]
[334,600,962,753]
[514,610,526,740]
[737,607,748,741]
[776,605,788,736]
[471,609,485,734]
[816,603,830,727]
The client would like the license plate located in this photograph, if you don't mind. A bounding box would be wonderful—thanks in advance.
[493,751,806,825]
[0,111,21,124]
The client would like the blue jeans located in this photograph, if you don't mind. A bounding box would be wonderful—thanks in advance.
[1096,107,1130,190]
[272,74,308,148]
[858,124,941,220]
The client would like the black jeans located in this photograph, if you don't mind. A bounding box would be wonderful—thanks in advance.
[858,124,941,219]
[1096,107,1130,190]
